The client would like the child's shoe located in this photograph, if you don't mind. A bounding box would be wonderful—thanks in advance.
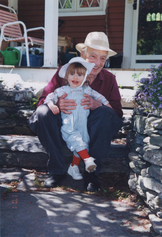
[84,157,97,173]
[67,164,83,180]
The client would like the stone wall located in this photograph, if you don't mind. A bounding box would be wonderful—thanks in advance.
[127,107,162,236]
[0,74,46,135]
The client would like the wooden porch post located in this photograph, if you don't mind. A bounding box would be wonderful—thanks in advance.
[44,0,58,67]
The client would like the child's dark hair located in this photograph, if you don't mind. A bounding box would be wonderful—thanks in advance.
[63,62,89,86]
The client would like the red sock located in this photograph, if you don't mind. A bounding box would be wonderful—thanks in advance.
[71,154,81,166]
[77,149,90,161]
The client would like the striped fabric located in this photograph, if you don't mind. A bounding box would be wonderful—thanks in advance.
[0,8,44,46]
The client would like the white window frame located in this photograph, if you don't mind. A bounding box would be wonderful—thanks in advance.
[59,0,107,16]
[123,0,162,69]
[131,0,162,69]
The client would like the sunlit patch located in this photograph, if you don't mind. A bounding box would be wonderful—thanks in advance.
[67,227,82,234]
[76,210,90,218]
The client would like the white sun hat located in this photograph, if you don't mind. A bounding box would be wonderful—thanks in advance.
[59,57,95,78]
[76,32,117,58]
[59,57,95,88]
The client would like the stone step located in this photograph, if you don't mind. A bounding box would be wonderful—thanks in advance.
[0,108,133,136]
[0,135,129,173]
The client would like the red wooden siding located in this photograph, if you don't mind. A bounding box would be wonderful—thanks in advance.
[0,0,8,7]
[17,0,125,53]
[107,0,125,53]
[59,15,106,46]
[18,0,45,39]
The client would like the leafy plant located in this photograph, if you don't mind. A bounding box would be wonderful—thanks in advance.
[110,190,129,200]
[132,72,142,90]
[135,64,162,114]
[30,98,38,110]
[34,177,44,188]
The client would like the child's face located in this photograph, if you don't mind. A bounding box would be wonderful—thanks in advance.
[67,70,85,88]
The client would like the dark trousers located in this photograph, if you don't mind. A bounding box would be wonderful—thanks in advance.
[28,105,123,176]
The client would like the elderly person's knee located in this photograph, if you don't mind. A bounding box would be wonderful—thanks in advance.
[36,105,56,124]
[89,106,122,134]
[36,104,62,128]
[36,104,50,117]
[92,106,116,123]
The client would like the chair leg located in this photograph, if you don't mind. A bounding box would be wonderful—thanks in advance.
[0,35,3,50]
[19,43,24,66]
[25,43,30,66]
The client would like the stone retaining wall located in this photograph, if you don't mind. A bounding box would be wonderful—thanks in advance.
[127,107,162,236]
[0,74,47,135]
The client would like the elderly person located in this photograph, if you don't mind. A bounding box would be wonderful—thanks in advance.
[29,32,123,191]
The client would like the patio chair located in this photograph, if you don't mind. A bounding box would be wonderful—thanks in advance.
[0,4,45,66]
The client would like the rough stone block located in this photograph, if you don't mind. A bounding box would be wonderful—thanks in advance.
[146,192,160,211]
[149,214,162,236]
[128,151,140,161]
[143,150,162,167]
[0,135,46,153]
[128,172,137,191]
[0,107,9,119]
[150,134,162,148]
[151,118,162,130]
[129,161,141,174]
[0,90,34,102]
[143,177,162,194]
[133,115,147,134]
[148,165,162,184]
[0,151,49,169]
[0,100,15,107]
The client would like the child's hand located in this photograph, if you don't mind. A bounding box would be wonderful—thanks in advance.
[47,101,60,114]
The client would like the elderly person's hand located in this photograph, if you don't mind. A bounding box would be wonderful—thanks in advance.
[80,94,101,110]
[57,93,77,114]
[81,94,112,110]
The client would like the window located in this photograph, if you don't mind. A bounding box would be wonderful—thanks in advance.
[137,0,162,56]
[59,0,107,16]
[146,13,162,21]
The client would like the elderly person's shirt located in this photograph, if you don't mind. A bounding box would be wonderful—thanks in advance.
[38,68,123,119]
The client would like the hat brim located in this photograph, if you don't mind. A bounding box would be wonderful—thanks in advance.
[76,43,117,58]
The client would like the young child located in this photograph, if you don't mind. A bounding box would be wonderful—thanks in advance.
[44,57,109,180]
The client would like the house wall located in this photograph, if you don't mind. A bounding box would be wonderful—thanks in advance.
[59,0,125,53]
[107,0,125,53]
[17,0,125,53]
[18,0,45,39]
[0,0,8,7]
[58,15,106,47]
